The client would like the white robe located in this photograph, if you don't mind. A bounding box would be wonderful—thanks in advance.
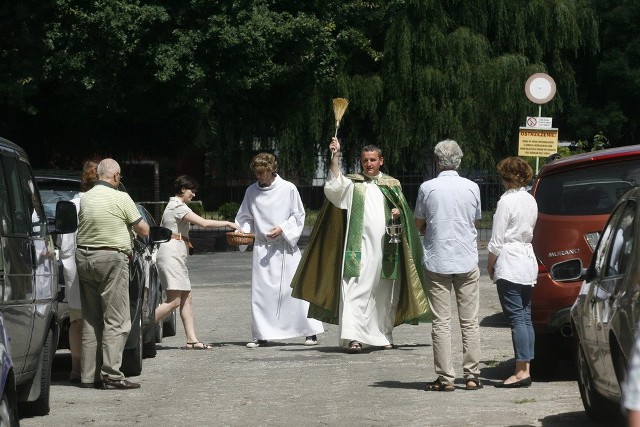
[325,172,400,347]
[236,175,324,340]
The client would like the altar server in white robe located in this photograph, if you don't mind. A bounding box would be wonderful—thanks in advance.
[235,153,324,348]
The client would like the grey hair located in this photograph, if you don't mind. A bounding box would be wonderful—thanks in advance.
[434,139,463,170]
[97,158,120,179]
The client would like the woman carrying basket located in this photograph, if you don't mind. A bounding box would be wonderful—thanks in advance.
[154,175,239,349]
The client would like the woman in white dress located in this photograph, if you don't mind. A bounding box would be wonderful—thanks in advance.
[154,175,239,349]
[58,161,98,381]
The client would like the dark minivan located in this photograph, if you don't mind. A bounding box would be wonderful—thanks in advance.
[0,137,77,416]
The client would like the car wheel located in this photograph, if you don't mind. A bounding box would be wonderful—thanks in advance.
[611,338,628,387]
[154,289,164,343]
[142,287,158,359]
[163,308,177,337]
[154,317,164,343]
[143,338,157,359]
[19,329,53,416]
[576,343,620,421]
[0,391,18,427]
[531,333,561,380]
[122,315,143,377]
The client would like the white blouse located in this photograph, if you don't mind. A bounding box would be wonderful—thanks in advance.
[487,187,538,285]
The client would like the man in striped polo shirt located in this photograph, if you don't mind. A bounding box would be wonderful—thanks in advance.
[76,158,149,390]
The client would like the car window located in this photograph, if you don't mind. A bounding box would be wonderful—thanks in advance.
[0,158,13,235]
[137,205,157,227]
[536,160,640,215]
[18,161,46,237]
[605,202,635,278]
[39,189,78,220]
[592,203,626,278]
[2,156,29,235]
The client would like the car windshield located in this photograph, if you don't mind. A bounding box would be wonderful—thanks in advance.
[535,159,640,215]
[39,189,79,220]
[137,204,157,227]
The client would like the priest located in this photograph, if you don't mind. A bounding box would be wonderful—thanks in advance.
[291,138,428,353]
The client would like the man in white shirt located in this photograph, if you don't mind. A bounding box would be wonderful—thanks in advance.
[415,139,482,391]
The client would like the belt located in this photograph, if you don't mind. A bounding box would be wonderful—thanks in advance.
[171,233,190,242]
[77,246,121,252]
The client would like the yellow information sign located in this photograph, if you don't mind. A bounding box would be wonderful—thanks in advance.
[518,128,558,157]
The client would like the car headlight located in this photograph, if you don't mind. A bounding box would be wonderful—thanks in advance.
[585,232,600,251]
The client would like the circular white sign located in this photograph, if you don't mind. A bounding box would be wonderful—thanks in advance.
[525,73,556,104]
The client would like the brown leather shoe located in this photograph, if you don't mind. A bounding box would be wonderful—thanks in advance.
[101,375,141,390]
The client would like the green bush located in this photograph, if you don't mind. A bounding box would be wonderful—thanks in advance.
[218,202,240,220]
[187,201,205,216]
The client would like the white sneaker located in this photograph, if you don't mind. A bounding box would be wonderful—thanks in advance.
[304,335,318,346]
[246,340,266,348]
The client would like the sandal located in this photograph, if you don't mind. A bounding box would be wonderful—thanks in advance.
[465,378,483,390]
[425,378,455,392]
[380,344,394,350]
[185,341,213,350]
[347,340,362,354]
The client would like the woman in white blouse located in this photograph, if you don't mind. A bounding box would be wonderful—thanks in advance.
[487,157,538,388]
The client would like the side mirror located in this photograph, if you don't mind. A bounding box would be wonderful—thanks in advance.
[550,259,585,282]
[52,201,77,234]
[150,226,172,244]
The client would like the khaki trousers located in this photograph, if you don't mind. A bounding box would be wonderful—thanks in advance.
[76,249,131,382]
[425,266,481,385]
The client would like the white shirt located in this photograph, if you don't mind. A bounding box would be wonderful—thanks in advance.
[624,329,640,410]
[415,170,481,274]
[487,187,538,285]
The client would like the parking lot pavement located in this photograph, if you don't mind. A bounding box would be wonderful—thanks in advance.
[20,251,598,426]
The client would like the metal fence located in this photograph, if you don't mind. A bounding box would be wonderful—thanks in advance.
[135,176,500,251]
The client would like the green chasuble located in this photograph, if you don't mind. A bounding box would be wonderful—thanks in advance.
[290,173,430,326]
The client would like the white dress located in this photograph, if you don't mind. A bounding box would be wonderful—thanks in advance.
[236,175,324,340]
[156,197,192,291]
[324,172,400,347]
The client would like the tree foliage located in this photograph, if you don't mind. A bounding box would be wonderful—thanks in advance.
[337,0,599,177]
[0,0,635,186]
[565,0,640,145]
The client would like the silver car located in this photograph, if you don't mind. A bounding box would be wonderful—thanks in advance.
[552,185,640,422]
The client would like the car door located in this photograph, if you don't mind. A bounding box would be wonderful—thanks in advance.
[19,161,55,373]
[576,201,626,384]
[588,201,635,392]
[0,154,36,373]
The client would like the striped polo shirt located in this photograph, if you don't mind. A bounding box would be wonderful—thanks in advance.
[76,181,142,252]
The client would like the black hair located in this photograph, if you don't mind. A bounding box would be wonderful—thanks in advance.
[173,175,198,195]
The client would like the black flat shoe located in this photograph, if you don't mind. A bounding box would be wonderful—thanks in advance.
[495,377,532,388]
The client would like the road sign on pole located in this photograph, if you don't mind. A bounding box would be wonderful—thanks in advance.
[525,116,553,129]
[518,128,558,157]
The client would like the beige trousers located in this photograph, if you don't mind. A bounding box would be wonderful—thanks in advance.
[76,249,131,382]
[425,266,481,385]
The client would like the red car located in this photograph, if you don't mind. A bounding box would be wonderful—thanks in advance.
[530,144,640,378]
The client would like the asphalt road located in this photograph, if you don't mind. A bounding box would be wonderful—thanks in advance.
[19,250,603,427]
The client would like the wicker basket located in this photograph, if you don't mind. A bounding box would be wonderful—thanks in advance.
[226,231,255,246]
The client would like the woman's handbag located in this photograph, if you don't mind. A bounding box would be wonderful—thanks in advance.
[188,241,195,256]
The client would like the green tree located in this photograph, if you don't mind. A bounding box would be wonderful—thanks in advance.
[566,0,640,146]
[0,0,606,186]
[361,0,599,176]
